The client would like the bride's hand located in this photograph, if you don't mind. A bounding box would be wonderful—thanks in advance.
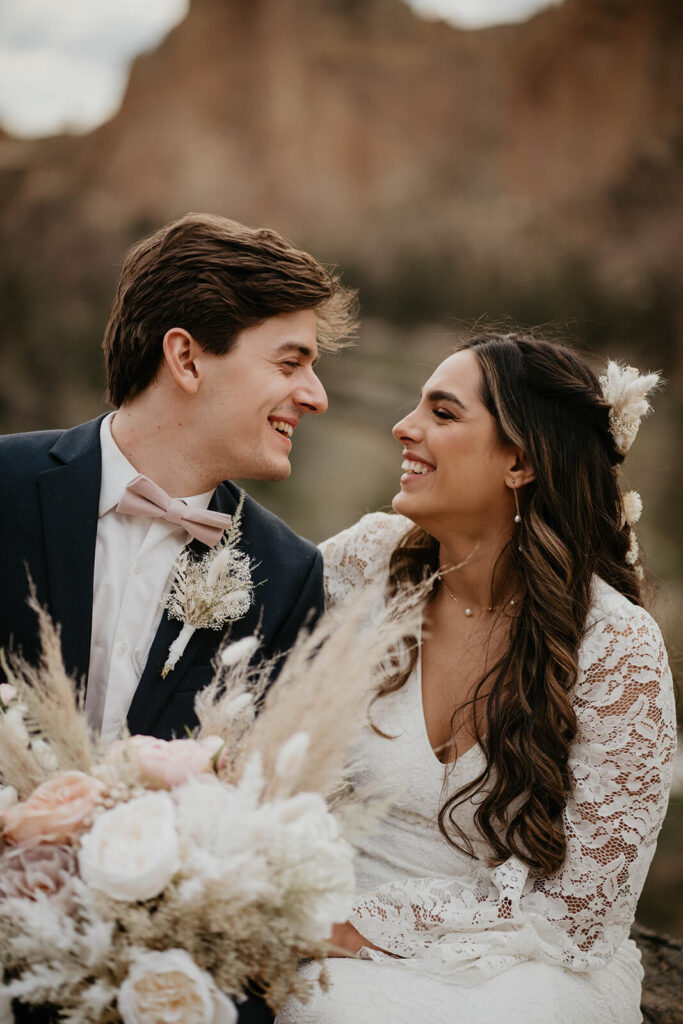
[326,921,387,957]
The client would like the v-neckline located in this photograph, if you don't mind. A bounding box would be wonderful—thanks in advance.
[415,626,483,768]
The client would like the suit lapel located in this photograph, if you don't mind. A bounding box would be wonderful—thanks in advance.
[38,418,104,687]
[127,481,245,736]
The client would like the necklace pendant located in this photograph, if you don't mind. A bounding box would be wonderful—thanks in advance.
[464,607,473,617]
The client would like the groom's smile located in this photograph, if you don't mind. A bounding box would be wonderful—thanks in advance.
[189,308,327,485]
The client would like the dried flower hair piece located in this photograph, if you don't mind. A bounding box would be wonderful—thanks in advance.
[621,490,643,528]
[162,491,254,677]
[599,361,660,456]
[600,361,660,576]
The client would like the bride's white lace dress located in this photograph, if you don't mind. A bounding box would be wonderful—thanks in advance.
[276,513,677,1024]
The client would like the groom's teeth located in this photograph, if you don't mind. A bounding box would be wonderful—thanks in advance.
[401,460,433,475]
[271,420,294,438]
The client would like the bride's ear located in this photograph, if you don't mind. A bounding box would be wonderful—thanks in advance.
[505,449,535,488]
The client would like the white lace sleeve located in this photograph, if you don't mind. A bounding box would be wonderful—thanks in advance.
[319,512,413,609]
[348,586,677,980]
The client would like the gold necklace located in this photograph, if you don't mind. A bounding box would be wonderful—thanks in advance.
[439,577,516,618]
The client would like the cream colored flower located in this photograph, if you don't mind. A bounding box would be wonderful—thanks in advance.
[621,490,643,526]
[599,361,660,455]
[79,792,180,901]
[625,529,639,566]
[3,771,104,845]
[118,949,237,1024]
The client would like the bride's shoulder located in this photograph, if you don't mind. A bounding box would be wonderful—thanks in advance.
[579,576,670,684]
[319,511,413,605]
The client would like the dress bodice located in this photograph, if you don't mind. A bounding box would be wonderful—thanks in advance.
[353,658,489,892]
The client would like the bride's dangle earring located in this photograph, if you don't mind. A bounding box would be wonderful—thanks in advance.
[512,479,523,553]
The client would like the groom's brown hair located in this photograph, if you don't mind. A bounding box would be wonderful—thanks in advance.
[103,213,357,407]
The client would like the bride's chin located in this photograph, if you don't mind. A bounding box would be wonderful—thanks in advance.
[392,490,418,517]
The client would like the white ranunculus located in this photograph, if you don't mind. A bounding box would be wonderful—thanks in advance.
[119,949,237,1024]
[79,792,180,901]
[267,793,356,941]
[173,778,274,904]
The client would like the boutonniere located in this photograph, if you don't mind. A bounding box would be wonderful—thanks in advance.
[162,491,254,677]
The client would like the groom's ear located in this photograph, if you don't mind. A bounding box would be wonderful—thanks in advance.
[162,328,201,394]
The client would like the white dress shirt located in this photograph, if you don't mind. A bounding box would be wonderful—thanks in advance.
[85,413,213,741]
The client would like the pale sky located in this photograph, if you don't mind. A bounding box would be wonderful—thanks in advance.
[0,0,563,139]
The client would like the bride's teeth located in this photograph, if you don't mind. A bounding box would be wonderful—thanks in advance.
[401,459,432,475]
[272,420,294,438]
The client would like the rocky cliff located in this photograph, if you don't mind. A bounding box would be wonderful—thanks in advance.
[2,0,682,293]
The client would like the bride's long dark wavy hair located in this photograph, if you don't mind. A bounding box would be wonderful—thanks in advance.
[382,332,643,876]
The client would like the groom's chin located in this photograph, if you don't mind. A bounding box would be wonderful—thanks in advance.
[252,460,292,482]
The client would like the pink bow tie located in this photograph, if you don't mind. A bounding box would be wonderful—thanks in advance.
[116,474,232,547]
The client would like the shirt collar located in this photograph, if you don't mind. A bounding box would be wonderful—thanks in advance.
[98,413,214,517]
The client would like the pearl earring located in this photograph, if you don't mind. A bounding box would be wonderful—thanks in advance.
[513,482,522,524]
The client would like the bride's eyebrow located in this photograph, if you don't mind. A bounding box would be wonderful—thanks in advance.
[423,388,468,411]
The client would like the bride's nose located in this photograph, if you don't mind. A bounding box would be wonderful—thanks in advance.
[392,410,422,444]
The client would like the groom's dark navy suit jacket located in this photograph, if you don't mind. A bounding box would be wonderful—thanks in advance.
[1,416,323,1023]
[0,415,324,740]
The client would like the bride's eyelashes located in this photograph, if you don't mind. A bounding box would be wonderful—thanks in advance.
[433,407,458,421]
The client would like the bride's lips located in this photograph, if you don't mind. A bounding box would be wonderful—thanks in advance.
[400,451,436,484]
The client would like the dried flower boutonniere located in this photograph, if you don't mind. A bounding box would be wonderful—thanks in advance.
[161,491,253,677]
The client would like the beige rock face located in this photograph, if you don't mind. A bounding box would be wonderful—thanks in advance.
[2,0,682,289]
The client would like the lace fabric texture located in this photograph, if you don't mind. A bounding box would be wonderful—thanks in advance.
[319,512,678,983]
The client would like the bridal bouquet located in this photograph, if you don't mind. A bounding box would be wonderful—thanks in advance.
[0,593,417,1023]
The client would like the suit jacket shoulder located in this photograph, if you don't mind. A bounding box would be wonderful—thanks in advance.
[219,480,322,627]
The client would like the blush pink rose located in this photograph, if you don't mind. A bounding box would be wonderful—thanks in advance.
[122,735,225,789]
[2,770,105,845]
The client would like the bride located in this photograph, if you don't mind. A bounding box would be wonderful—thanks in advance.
[276,331,676,1024]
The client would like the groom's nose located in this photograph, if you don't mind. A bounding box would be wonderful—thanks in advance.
[294,370,328,415]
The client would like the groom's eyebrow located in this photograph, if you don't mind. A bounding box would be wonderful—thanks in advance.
[425,388,467,411]
[275,341,320,366]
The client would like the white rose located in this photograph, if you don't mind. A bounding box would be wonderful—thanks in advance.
[119,949,237,1024]
[79,792,180,901]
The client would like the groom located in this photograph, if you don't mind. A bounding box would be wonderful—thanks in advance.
[0,213,356,1023]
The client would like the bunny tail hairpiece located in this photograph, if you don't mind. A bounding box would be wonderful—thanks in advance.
[600,360,660,577]
[599,361,660,456]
